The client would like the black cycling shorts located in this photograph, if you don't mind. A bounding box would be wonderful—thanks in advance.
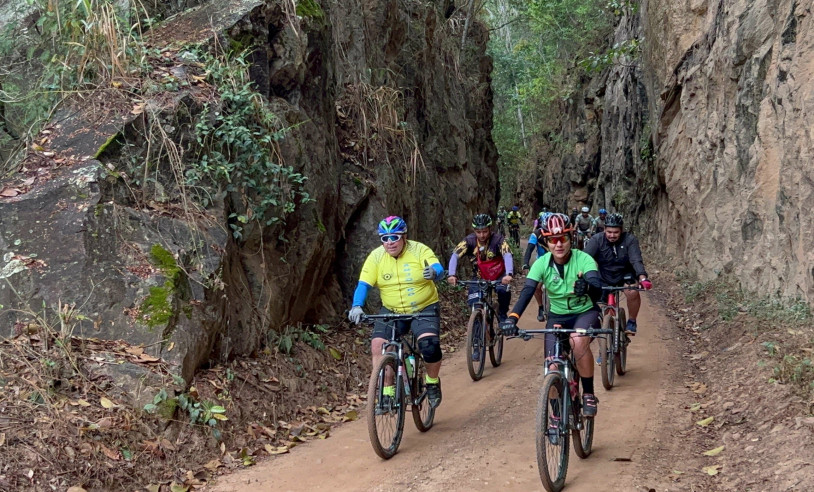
[544,309,601,359]
[371,303,441,340]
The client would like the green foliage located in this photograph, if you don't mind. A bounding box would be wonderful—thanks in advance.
[268,324,329,355]
[140,285,173,328]
[0,0,150,171]
[296,0,325,21]
[485,0,619,194]
[150,244,180,278]
[580,39,641,74]
[139,245,180,328]
[187,48,312,238]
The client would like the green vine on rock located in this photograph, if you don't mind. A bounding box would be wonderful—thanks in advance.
[187,47,312,239]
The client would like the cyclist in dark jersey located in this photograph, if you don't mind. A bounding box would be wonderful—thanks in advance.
[582,213,652,335]
[447,214,514,361]
[501,213,606,417]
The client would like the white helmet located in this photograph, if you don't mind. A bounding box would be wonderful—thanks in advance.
[581,206,589,213]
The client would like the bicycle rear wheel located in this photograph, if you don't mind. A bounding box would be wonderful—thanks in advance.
[615,309,628,375]
[571,394,595,459]
[488,310,504,367]
[599,316,615,390]
[466,309,487,381]
[366,355,405,459]
[411,354,435,432]
[536,373,569,492]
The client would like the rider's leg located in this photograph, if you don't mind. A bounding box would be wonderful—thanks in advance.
[626,289,641,320]
[496,284,510,322]
[414,303,442,379]
[570,334,594,378]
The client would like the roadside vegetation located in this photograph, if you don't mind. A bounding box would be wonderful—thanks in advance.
[482,0,639,202]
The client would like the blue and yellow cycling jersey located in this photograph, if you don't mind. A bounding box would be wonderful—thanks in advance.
[359,240,440,313]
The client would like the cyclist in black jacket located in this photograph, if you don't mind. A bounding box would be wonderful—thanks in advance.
[582,213,652,335]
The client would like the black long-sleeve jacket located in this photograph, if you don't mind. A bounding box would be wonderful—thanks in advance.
[582,232,648,284]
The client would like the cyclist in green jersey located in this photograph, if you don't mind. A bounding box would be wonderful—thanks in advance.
[501,213,607,416]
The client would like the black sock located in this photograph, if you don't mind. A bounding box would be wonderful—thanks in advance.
[549,399,560,418]
[581,377,594,395]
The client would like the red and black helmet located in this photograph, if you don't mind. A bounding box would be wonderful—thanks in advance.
[541,213,573,237]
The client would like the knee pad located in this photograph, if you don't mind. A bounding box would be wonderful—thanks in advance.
[418,336,442,363]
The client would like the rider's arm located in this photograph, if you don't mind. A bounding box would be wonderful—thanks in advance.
[503,251,514,276]
[352,281,372,307]
[508,277,538,317]
[582,235,599,257]
[626,235,648,279]
[583,270,605,289]
[523,242,535,267]
[447,239,470,277]
[447,253,459,277]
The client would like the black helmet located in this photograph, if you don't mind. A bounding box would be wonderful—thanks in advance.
[604,213,624,228]
[472,214,493,229]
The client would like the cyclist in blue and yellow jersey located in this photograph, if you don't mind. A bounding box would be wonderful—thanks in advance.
[506,206,524,246]
[501,213,607,417]
[348,216,445,409]
[447,214,514,361]
[523,211,553,322]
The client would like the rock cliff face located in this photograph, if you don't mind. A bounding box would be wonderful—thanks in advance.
[518,1,814,303]
[0,0,497,389]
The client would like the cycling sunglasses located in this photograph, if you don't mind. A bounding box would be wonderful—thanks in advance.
[546,235,570,245]
[380,234,403,243]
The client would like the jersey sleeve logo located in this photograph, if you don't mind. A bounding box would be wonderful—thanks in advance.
[383,273,392,280]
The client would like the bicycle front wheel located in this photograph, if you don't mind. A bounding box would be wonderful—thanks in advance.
[536,373,569,492]
[599,316,615,390]
[466,309,487,381]
[366,355,405,459]
[571,396,595,459]
[411,354,435,432]
[488,310,504,367]
[616,309,628,375]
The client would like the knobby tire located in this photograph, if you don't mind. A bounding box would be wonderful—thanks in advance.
[536,373,569,492]
[571,392,595,459]
[599,315,616,390]
[616,308,628,375]
[366,355,405,459]
[411,354,435,431]
[488,309,504,367]
[466,308,487,381]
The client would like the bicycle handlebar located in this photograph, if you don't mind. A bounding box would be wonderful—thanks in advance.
[514,326,613,340]
[360,313,436,323]
[600,285,645,291]
[459,279,503,287]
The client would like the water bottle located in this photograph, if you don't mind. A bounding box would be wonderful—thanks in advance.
[405,354,415,378]
[402,367,411,396]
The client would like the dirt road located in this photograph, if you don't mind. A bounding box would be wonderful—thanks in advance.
[210,295,668,492]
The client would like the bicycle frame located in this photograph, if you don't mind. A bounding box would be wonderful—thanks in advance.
[462,279,502,319]
[363,314,434,409]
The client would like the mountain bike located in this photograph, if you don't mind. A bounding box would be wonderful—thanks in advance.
[509,224,521,247]
[575,229,590,250]
[497,218,506,237]
[596,282,644,390]
[460,279,505,380]
[511,323,612,492]
[362,313,436,459]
